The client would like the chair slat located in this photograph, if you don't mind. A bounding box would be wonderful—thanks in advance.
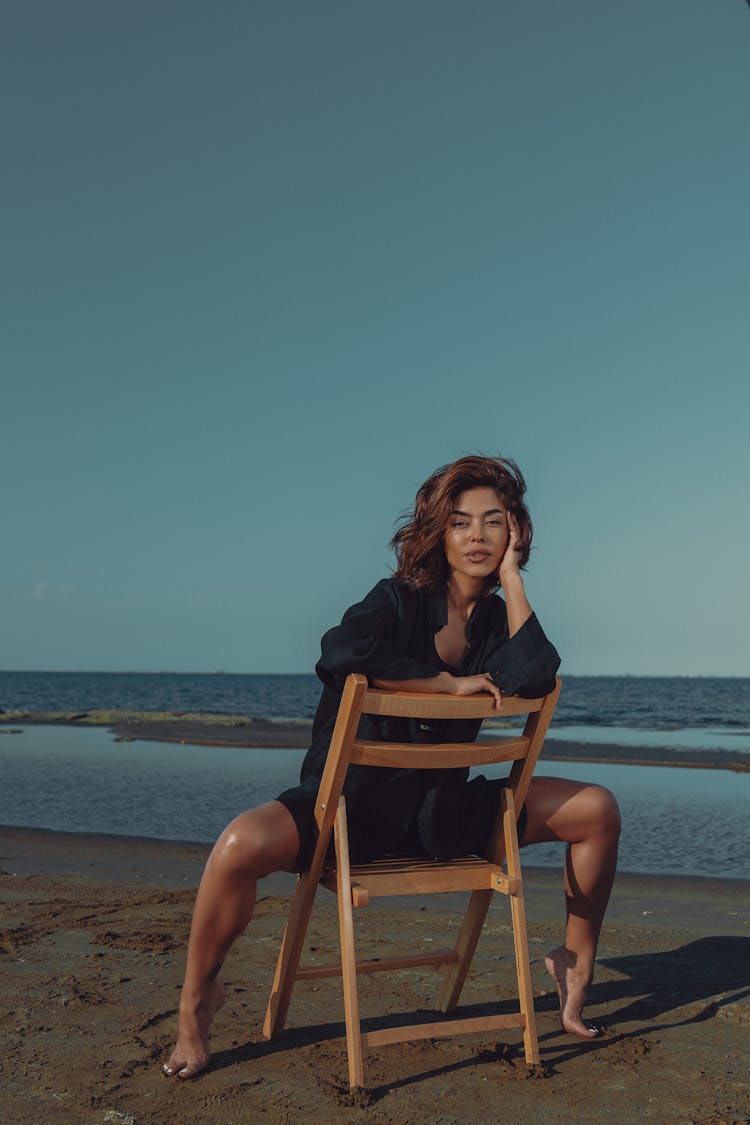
[361,688,543,719]
[350,737,529,769]
[327,855,492,877]
[321,858,506,898]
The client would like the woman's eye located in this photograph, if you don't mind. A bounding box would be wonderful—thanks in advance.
[451,520,469,529]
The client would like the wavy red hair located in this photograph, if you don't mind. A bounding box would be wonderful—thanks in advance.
[391,455,533,591]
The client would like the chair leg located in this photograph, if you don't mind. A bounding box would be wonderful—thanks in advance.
[437,792,512,1014]
[435,889,493,1012]
[502,790,540,1066]
[263,871,319,1040]
[334,799,365,1091]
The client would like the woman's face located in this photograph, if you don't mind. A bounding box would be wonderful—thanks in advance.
[443,487,509,583]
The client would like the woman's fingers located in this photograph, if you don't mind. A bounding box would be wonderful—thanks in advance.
[465,670,501,706]
[453,675,502,710]
[499,512,522,579]
[457,674,503,710]
[484,675,503,711]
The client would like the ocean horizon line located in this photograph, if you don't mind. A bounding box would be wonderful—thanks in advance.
[2,668,748,680]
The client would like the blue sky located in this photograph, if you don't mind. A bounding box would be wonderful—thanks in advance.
[2,1,749,676]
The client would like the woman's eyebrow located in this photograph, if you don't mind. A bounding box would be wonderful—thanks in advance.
[451,507,506,516]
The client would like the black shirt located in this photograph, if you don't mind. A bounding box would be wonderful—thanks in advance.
[279,577,560,863]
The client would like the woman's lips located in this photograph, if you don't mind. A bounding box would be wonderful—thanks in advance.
[465,551,491,562]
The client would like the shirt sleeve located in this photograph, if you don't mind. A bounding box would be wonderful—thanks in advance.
[485,612,560,698]
[315,580,440,691]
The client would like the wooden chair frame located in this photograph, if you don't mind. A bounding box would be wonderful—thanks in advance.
[263,673,562,1090]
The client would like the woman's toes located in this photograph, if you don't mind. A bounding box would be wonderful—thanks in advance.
[177,1058,208,1080]
[561,1016,599,1038]
[163,1054,208,1079]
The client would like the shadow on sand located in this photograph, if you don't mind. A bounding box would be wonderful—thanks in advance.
[541,934,750,1066]
[208,935,749,1098]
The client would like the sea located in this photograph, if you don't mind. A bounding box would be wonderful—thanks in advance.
[1,672,749,880]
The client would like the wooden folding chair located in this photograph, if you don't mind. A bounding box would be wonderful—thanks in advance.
[263,672,562,1091]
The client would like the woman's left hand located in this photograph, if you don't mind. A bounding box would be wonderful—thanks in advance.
[498,511,523,582]
[451,673,503,711]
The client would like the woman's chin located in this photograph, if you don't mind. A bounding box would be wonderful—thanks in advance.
[452,564,498,584]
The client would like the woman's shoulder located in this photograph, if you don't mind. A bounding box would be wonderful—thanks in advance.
[348,576,438,622]
[365,575,424,600]
[360,576,427,611]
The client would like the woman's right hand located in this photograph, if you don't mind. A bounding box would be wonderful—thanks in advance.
[450,673,503,711]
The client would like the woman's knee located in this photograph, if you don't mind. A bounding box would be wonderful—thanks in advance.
[582,785,621,839]
[523,777,621,846]
[212,804,298,878]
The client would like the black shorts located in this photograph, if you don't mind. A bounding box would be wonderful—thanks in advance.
[276,775,528,872]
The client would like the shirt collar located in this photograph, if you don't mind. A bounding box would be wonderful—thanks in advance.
[426,584,494,635]
[426,584,448,631]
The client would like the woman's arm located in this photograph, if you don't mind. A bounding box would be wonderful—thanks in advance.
[373,672,503,710]
[485,512,560,697]
[499,511,533,637]
[316,580,441,691]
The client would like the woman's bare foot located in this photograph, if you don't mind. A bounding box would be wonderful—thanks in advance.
[163,979,226,1079]
[544,946,603,1039]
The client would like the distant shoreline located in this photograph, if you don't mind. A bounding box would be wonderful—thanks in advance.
[3,823,750,892]
[2,711,749,771]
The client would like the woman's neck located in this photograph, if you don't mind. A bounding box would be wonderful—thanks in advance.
[447,573,485,621]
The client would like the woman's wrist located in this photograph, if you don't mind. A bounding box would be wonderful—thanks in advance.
[499,566,523,589]
[372,672,456,694]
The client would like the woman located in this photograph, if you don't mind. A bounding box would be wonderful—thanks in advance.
[164,455,620,1079]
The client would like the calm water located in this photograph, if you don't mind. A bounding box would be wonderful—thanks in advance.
[2,671,750,754]
[1,724,748,880]
[2,673,748,879]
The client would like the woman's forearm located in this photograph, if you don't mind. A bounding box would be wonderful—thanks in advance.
[373,672,503,709]
[372,673,455,694]
[500,569,533,637]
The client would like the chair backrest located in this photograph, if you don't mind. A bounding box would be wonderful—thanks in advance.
[306,673,561,877]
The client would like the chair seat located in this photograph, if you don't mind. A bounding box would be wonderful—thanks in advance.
[321,854,516,905]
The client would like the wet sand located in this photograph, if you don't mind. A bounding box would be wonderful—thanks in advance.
[1,825,748,1124]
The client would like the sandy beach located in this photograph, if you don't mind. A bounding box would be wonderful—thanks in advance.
[1,824,748,1124]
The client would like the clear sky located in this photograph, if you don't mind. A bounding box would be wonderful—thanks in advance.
[2,1,749,676]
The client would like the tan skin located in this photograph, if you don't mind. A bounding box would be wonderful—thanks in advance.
[164,488,620,1078]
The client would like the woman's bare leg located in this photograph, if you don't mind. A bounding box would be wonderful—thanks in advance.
[163,800,300,1079]
[521,777,621,1038]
